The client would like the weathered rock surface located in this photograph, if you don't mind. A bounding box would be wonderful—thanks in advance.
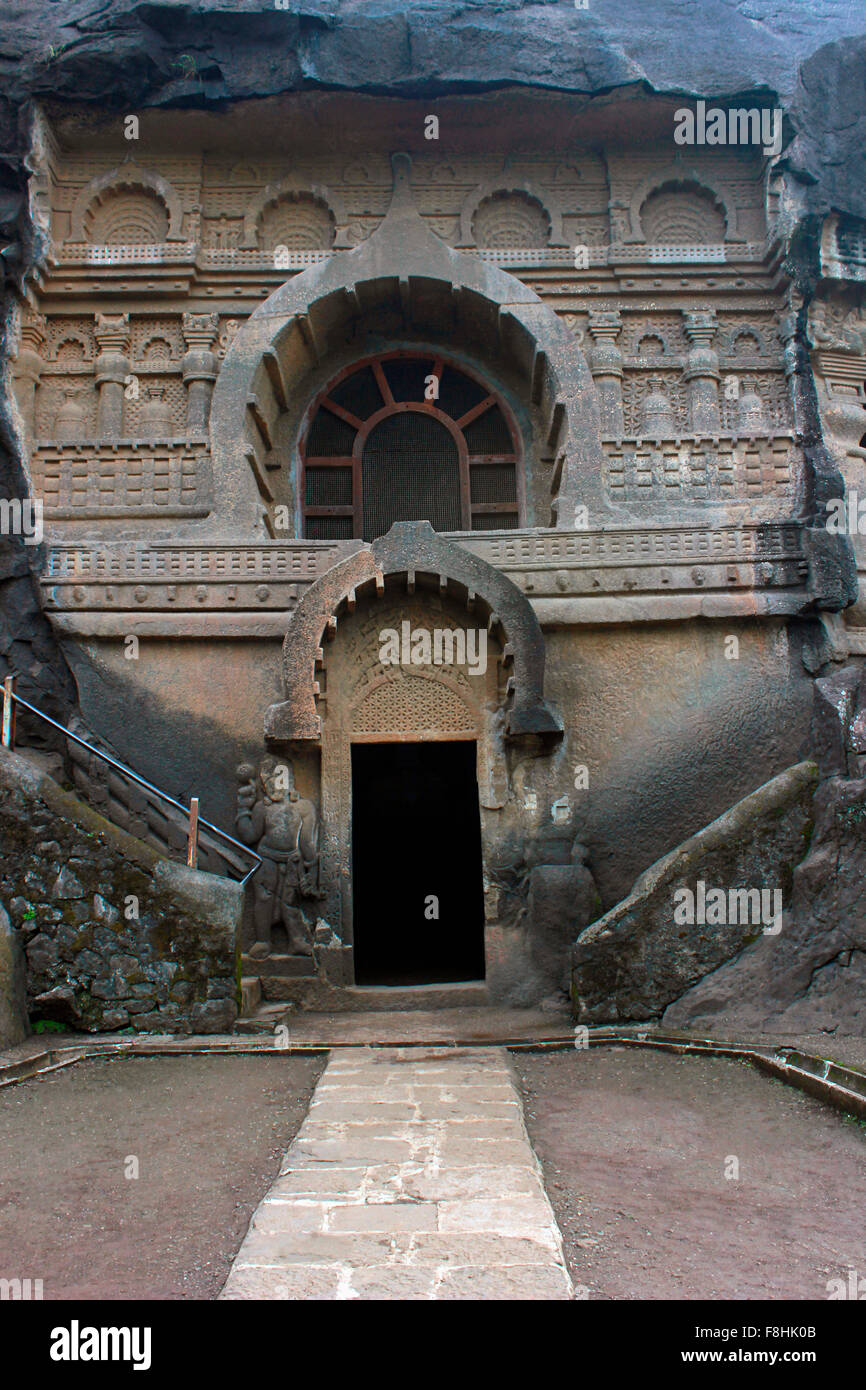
[0,2,863,219]
[572,761,819,1024]
[0,2,855,101]
[0,744,243,1033]
[665,664,866,1034]
[664,786,866,1036]
[0,118,78,740]
[785,34,866,223]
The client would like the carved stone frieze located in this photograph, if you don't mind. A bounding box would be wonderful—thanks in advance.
[31,440,212,517]
[94,312,130,436]
[181,312,219,430]
[809,298,866,357]
[37,527,808,638]
[603,434,798,506]
[29,136,812,635]
[12,308,48,434]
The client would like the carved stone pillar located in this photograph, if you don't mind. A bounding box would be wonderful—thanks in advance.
[587,310,624,437]
[94,313,130,437]
[182,312,219,431]
[683,310,721,434]
[12,309,47,436]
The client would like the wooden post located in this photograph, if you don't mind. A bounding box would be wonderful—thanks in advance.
[186,796,199,869]
[1,675,15,750]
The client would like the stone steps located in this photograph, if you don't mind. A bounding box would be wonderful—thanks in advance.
[237,979,495,1033]
[235,1001,294,1035]
[339,982,491,1011]
[240,953,316,978]
[258,977,493,1011]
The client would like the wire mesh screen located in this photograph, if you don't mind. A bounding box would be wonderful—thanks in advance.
[305,466,353,506]
[306,407,357,456]
[472,512,518,530]
[361,412,462,540]
[306,516,354,539]
[463,405,513,453]
[383,358,432,403]
[437,367,488,420]
[469,464,517,504]
[329,366,384,420]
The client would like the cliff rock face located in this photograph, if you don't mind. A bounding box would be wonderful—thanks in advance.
[664,666,866,1035]
[0,132,77,739]
[0,1,862,219]
[785,34,866,223]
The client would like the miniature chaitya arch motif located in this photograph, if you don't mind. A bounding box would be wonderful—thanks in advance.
[639,182,728,245]
[472,191,552,248]
[299,351,524,540]
[86,190,170,245]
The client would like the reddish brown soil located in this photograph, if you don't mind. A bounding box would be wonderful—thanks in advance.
[513,1046,866,1300]
[0,1054,324,1300]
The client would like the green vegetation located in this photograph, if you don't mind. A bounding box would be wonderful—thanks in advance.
[172,54,198,79]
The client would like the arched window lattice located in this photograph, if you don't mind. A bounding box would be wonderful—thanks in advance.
[300,353,523,540]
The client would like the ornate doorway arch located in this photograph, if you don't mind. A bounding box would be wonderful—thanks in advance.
[317,584,503,981]
[265,520,563,743]
[262,521,562,987]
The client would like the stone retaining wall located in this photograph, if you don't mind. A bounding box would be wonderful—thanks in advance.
[0,746,243,1033]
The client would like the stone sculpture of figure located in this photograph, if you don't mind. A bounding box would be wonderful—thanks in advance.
[810,301,866,356]
[235,756,321,959]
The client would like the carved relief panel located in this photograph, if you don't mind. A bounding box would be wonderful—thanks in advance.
[807,290,866,621]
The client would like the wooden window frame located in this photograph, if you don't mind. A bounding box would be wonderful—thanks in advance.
[299,350,525,538]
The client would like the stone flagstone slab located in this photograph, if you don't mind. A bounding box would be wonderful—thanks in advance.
[220,1045,573,1300]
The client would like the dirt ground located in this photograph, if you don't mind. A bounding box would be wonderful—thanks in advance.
[513,1046,866,1300]
[0,1054,324,1300]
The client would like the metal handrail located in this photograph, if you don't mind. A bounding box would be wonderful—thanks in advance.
[0,677,261,886]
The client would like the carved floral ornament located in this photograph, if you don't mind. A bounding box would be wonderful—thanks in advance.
[239,179,348,250]
[453,172,566,249]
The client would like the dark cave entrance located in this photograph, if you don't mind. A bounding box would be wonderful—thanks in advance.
[351,740,486,986]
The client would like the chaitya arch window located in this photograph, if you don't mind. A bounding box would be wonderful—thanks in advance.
[300,352,523,540]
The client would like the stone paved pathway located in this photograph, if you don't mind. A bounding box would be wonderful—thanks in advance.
[220,1045,573,1300]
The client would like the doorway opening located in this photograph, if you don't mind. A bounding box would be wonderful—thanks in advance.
[351,740,486,986]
